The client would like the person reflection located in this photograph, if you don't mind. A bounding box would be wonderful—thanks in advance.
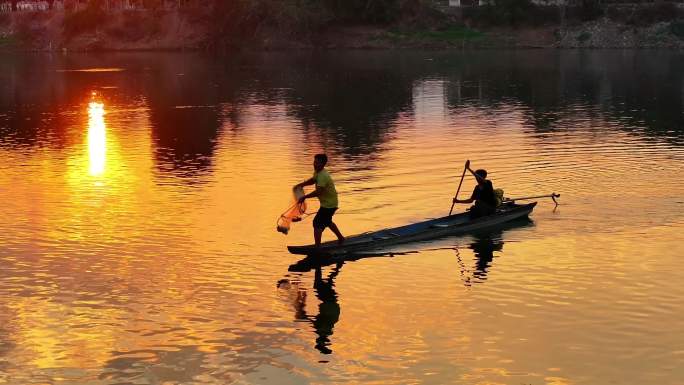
[470,234,504,283]
[282,263,342,354]
[311,263,342,354]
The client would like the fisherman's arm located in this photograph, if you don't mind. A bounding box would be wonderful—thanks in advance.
[298,186,323,203]
[294,177,316,189]
[453,188,476,204]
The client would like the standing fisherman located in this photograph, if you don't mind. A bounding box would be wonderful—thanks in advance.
[294,154,345,247]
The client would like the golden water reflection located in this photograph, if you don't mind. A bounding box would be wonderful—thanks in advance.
[0,51,682,385]
[87,101,106,177]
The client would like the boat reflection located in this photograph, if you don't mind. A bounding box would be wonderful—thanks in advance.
[288,215,535,273]
[459,234,504,285]
[457,217,533,286]
[278,263,343,355]
[283,217,534,355]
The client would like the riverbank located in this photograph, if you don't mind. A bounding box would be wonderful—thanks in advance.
[1,7,683,51]
[0,8,209,51]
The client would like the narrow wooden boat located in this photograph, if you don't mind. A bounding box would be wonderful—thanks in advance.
[287,201,537,256]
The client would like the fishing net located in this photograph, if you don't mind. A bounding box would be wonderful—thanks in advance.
[277,186,307,235]
[494,188,504,207]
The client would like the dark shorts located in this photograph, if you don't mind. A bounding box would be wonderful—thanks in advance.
[313,207,338,229]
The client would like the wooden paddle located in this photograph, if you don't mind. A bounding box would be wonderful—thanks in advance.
[449,160,470,216]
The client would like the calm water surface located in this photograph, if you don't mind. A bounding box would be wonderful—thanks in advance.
[0,50,683,385]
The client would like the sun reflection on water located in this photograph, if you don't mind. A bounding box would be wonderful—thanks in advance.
[87,102,106,177]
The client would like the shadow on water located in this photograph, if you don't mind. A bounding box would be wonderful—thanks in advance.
[281,216,533,355]
[471,235,503,282]
[288,216,535,273]
[278,263,343,355]
[456,217,534,286]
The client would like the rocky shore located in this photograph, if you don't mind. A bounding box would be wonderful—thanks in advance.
[558,18,684,49]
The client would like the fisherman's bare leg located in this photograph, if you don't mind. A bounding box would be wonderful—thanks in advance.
[314,227,324,247]
[329,222,345,244]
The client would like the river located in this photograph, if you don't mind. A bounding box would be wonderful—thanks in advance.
[0,50,682,385]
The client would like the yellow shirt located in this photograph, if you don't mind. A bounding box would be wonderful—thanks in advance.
[313,169,338,208]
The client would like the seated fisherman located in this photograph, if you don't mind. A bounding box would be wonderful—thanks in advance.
[452,161,498,218]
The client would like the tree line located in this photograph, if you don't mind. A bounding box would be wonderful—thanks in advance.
[4,0,425,22]
[4,1,204,12]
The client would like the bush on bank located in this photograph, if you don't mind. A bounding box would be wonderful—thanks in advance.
[671,20,684,39]
[4,0,684,50]
[63,3,107,38]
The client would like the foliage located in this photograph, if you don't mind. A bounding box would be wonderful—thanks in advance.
[0,12,10,27]
[204,0,432,48]
[389,25,483,42]
[258,0,334,34]
[209,0,428,32]
[325,0,421,23]
[628,3,681,26]
[142,0,165,10]
[63,3,107,38]
[578,0,603,21]
[0,34,18,48]
[671,20,684,39]
[465,0,558,26]
[13,11,48,44]
[577,31,591,42]
[104,10,162,42]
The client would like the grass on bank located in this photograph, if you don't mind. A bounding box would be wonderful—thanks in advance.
[386,25,484,43]
[0,34,17,48]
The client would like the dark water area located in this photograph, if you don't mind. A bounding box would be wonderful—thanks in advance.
[0,50,682,384]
